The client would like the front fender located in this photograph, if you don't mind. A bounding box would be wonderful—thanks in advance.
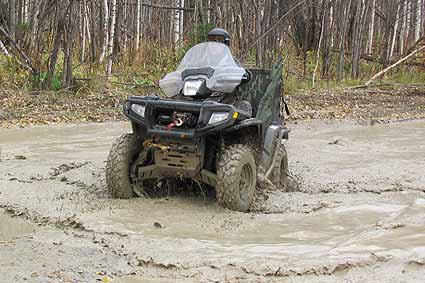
[223,118,264,146]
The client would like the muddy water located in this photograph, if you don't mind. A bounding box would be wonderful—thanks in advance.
[84,201,404,244]
[82,195,425,262]
[0,212,35,241]
[0,122,130,162]
[1,120,425,282]
[287,120,425,194]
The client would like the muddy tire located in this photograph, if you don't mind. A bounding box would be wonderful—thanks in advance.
[106,133,141,199]
[216,144,257,212]
[269,145,289,191]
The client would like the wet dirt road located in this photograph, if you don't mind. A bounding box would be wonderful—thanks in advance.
[0,120,424,282]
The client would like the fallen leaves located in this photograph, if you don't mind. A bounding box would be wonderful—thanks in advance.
[1,85,425,128]
[0,89,129,127]
[286,86,425,121]
[95,271,112,282]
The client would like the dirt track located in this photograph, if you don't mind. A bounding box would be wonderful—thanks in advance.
[1,120,425,282]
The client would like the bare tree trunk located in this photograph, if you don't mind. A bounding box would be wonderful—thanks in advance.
[407,0,412,37]
[367,0,376,54]
[415,0,422,41]
[400,0,408,54]
[106,0,117,76]
[90,0,97,63]
[390,2,401,59]
[8,0,16,40]
[313,0,327,88]
[80,0,87,63]
[121,0,126,51]
[255,1,263,67]
[63,10,75,88]
[17,0,22,26]
[99,0,109,63]
[337,0,353,81]
[136,0,141,50]
[23,0,28,22]
[45,2,67,89]
[321,1,333,78]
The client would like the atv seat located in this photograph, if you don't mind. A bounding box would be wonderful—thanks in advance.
[234,64,284,129]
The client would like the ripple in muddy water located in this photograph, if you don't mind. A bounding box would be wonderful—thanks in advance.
[0,212,36,241]
[78,197,425,268]
[82,199,414,254]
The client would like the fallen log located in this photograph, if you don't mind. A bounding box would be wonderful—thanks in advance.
[365,45,425,86]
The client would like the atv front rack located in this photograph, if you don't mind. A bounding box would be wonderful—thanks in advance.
[124,96,240,139]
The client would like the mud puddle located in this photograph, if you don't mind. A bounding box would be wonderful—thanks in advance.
[1,120,425,282]
[288,120,425,193]
[83,201,403,244]
[82,197,425,258]
[0,212,36,241]
[0,122,129,163]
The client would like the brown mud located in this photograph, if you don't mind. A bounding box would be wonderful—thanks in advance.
[0,120,425,282]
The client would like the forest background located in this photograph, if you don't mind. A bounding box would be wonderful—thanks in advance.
[1,0,424,126]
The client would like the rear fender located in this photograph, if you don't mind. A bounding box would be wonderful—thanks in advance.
[261,125,290,171]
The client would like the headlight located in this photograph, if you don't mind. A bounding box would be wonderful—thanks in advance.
[208,112,229,124]
[131,104,146,118]
[183,80,203,96]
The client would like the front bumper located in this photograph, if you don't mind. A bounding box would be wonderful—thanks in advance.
[123,96,239,139]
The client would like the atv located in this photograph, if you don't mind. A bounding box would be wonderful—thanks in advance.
[106,42,290,212]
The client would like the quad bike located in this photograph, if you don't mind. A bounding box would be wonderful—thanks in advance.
[106,42,290,212]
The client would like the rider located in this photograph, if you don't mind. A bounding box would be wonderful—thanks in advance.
[207,28,251,117]
[207,28,231,46]
[207,28,242,68]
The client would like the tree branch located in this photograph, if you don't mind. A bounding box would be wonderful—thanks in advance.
[141,3,211,11]
[0,26,37,74]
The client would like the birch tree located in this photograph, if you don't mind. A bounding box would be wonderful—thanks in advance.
[390,2,401,59]
[99,0,109,63]
[400,0,408,54]
[367,0,376,54]
[106,0,117,76]
[414,0,422,41]
[136,0,141,50]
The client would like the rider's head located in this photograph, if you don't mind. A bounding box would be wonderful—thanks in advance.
[207,28,231,46]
